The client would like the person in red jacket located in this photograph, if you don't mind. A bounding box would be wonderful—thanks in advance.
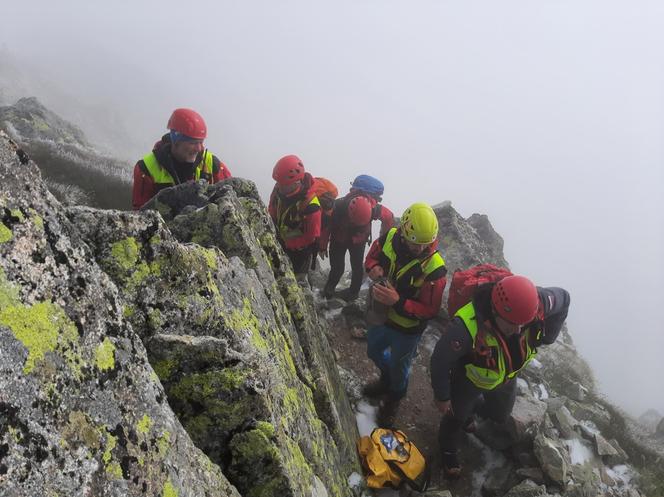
[321,184,394,302]
[363,203,447,426]
[268,155,322,278]
[132,108,231,209]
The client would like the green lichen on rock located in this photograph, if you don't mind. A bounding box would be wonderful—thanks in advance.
[156,431,171,457]
[10,209,24,222]
[0,299,79,374]
[95,337,115,371]
[229,427,289,497]
[153,358,177,381]
[0,222,12,243]
[169,368,256,439]
[163,479,179,497]
[227,297,267,351]
[110,237,140,270]
[106,461,123,479]
[102,430,117,464]
[136,414,153,436]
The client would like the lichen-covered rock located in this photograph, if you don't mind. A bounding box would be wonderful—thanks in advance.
[68,176,360,496]
[0,130,240,496]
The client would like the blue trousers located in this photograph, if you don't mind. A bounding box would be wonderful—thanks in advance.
[366,324,422,399]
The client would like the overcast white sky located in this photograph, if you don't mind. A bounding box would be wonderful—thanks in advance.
[2,0,663,416]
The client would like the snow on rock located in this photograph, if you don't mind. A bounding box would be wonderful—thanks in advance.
[564,438,594,465]
[356,401,378,436]
[347,472,363,488]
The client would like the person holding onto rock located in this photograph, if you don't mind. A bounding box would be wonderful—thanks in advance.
[430,275,571,478]
[321,175,395,302]
[132,108,232,210]
[268,154,322,279]
[363,202,447,426]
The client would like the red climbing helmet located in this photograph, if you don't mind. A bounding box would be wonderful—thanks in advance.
[491,275,539,325]
[348,196,373,226]
[272,155,305,185]
[167,108,207,140]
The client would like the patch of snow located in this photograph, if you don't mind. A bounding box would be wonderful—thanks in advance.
[564,438,594,465]
[323,307,343,320]
[517,378,529,390]
[347,472,363,488]
[537,383,549,400]
[355,401,378,436]
[579,420,600,435]
[529,358,543,369]
[606,464,635,486]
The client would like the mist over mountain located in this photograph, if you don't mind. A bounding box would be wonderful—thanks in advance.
[2,0,663,422]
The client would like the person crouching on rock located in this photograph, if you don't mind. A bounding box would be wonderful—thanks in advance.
[132,108,232,209]
[430,275,571,479]
[363,202,447,427]
[268,155,322,280]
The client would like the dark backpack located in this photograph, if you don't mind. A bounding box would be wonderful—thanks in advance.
[447,263,512,316]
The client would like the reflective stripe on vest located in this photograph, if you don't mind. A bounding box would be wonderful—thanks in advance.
[381,228,446,329]
[277,195,321,240]
[456,302,538,390]
[142,150,215,185]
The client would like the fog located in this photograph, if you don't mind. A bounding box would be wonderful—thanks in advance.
[3,0,663,416]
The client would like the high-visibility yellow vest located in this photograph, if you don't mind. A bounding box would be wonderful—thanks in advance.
[381,228,445,329]
[142,150,215,185]
[456,302,540,390]
[275,195,321,241]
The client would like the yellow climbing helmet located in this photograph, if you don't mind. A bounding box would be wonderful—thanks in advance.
[400,203,438,244]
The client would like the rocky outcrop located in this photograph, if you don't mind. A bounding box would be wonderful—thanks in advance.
[433,202,509,274]
[0,130,238,496]
[0,130,360,496]
[0,98,131,209]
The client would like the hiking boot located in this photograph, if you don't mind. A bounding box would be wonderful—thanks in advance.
[362,379,389,399]
[463,415,477,434]
[337,288,359,303]
[442,451,462,479]
[377,397,401,428]
[322,285,335,299]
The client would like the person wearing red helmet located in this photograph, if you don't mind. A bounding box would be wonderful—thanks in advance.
[321,184,394,302]
[268,155,322,277]
[132,108,232,209]
[429,275,571,478]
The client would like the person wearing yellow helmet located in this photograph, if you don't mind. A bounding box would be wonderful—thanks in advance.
[362,202,448,427]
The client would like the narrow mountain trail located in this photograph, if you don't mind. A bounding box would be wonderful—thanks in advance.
[317,289,500,497]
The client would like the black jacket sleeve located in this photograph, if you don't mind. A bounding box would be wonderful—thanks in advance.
[430,319,473,401]
[538,287,571,345]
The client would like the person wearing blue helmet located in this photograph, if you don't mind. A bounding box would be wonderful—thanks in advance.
[321,174,394,301]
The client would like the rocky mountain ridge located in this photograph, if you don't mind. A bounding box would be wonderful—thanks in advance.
[1,99,663,497]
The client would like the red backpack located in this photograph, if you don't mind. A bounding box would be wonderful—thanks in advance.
[447,264,513,317]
